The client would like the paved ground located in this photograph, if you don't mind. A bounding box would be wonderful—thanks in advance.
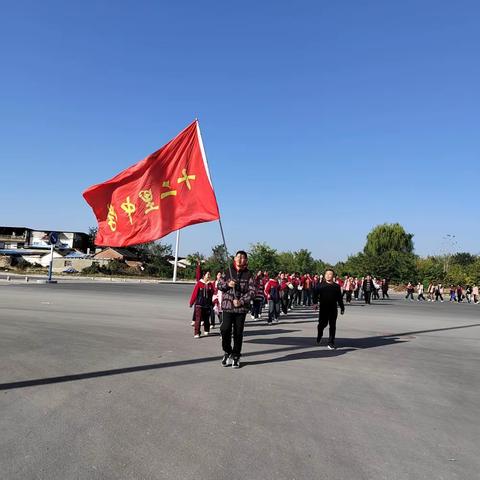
[0,282,478,480]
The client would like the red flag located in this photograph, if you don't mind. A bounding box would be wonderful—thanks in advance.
[83,121,220,247]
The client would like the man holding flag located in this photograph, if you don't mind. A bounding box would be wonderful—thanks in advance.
[83,120,244,365]
[217,251,255,369]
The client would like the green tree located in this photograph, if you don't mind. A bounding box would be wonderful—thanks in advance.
[87,226,98,250]
[180,252,206,279]
[135,242,173,277]
[313,259,328,275]
[359,223,417,282]
[416,256,445,284]
[248,242,279,273]
[204,244,229,274]
[451,252,476,267]
[277,251,296,273]
[341,252,368,277]
[466,259,480,284]
[364,223,414,256]
[293,249,316,274]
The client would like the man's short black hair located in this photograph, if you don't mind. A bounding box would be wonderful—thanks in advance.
[324,268,335,275]
[235,250,248,257]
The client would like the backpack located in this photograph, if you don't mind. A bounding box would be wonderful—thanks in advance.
[270,284,280,302]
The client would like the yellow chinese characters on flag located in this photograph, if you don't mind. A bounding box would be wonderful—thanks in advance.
[83,120,220,247]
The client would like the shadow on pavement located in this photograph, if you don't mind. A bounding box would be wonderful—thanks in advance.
[1,323,479,391]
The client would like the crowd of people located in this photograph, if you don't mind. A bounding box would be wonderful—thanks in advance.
[188,251,479,369]
[188,252,395,368]
[404,282,479,303]
[189,271,387,335]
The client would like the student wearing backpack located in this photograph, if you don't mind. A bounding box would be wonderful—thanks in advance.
[189,270,214,338]
[265,273,281,324]
[251,270,265,319]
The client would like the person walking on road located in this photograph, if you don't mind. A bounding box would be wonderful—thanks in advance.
[189,270,214,338]
[313,269,345,350]
[265,273,281,324]
[343,275,354,304]
[435,283,444,302]
[417,282,426,301]
[381,278,390,299]
[251,270,265,320]
[405,282,415,301]
[217,251,255,369]
[362,274,375,305]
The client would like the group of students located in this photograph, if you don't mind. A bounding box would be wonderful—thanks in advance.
[405,282,480,303]
[189,270,386,336]
[254,272,385,322]
[188,251,384,368]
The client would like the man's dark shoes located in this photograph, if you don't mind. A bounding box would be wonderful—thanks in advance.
[221,354,232,367]
[327,343,337,350]
[232,358,240,369]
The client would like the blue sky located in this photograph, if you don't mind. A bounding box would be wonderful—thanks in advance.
[1,1,478,262]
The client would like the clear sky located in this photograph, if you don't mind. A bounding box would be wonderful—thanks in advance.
[1,1,478,263]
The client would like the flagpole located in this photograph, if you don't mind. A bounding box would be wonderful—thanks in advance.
[217,218,232,276]
[172,229,180,282]
[195,120,233,278]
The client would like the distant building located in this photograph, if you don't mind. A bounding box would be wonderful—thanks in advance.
[0,227,30,250]
[93,247,143,269]
[0,226,90,252]
[0,226,148,274]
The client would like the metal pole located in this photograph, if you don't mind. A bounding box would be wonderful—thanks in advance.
[172,229,180,282]
[218,218,233,278]
[196,120,232,277]
[48,243,54,282]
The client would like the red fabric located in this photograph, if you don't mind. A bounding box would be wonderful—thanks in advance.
[264,279,280,300]
[83,121,220,247]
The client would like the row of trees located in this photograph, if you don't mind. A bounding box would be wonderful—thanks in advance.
[183,223,480,285]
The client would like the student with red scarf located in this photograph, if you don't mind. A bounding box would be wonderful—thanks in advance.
[265,273,281,324]
[189,271,214,338]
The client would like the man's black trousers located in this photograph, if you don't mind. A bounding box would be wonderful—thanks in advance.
[364,291,372,304]
[318,307,338,345]
[220,312,246,359]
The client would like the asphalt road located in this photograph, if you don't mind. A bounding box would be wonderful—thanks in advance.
[1,282,479,480]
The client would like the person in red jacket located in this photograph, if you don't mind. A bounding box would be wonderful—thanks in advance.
[264,273,281,324]
[251,270,265,319]
[189,271,214,338]
[279,272,290,315]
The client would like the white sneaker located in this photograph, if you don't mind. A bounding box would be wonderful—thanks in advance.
[194,334,200,339]
[190,321,195,326]
[203,331,209,336]
[250,314,255,320]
